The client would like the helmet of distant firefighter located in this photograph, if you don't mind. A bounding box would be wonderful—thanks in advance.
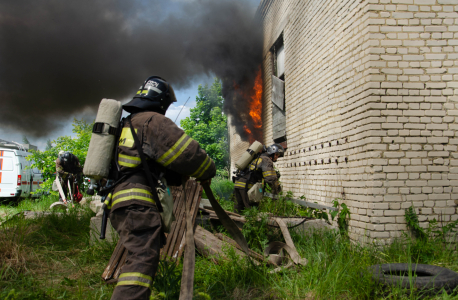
[266,144,285,158]
[123,76,177,115]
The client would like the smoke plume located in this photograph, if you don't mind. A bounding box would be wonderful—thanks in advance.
[0,0,262,140]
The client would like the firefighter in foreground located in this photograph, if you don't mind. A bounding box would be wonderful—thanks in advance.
[55,151,82,201]
[233,144,284,213]
[108,76,215,300]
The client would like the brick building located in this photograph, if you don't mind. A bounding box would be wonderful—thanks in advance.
[229,0,458,242]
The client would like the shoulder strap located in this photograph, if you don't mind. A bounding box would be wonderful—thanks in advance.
[127,115,164,212]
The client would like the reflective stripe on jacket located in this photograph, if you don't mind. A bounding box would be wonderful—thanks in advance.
[111,112,216,211]
[234,153,279,193]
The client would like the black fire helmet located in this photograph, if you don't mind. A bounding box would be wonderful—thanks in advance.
[266,143,285,157]
[123,76,177,115]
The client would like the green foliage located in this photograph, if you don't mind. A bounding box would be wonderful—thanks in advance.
[180,78,229,170]
[152,260,182,300]
[202,176,234,201]
[45,139,53,151]
[330,200,351,236]
[405,205,427,240]
[258,191,309,217]
[241,207,271,252]
[404,205,458,263]
[0,196,116,299]
[26,119,92,193]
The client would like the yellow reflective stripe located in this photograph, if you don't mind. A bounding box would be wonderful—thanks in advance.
[118,161,139,168]
[104,192,112,209]
[190,156,209,177]
[113,188,152,198]
[119,272,152,281]
[117,281,150,288]
[112,188,155,207]
[119,153,140,161]
[195,156,212,179]
[235,182,246,188]
[263,171,276,177]
[117,272,152,288]
[249,158,263,170]
[157,134,193,167]
[190,155,212,178]
[118,153,141,168]
[112,195,155,207]
[164,138,192,167]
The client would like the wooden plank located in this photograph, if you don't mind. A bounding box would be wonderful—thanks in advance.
[102,239,125,281]
[202,206,243,218]
[271,75,285,110]
[163,183,188,258]
[194,226,246,259]
[112,249,128,280]
[214,233,266,262]
[171,181,196,258]
[177,182,203,259]
[272,105,286,140]
[264,193,337,211]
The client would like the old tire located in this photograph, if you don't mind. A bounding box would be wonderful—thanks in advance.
[369,263,458,295]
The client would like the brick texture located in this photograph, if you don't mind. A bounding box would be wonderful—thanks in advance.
[229,0,458,242]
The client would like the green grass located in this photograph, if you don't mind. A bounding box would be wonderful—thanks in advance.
[0,196,116,300]
[2,195,458,299]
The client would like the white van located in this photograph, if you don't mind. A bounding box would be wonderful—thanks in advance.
[0,142,44,200]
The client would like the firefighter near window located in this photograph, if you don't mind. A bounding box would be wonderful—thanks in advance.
[55,151,83,202]
[233,143,284,213]
[84,76,216,300]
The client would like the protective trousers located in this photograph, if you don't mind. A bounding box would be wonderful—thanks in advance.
[109,205,162,300]
[234,188,251,214]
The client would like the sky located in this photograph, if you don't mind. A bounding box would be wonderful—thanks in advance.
[0,0,262,150]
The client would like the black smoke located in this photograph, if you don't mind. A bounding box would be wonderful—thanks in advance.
[0,0,262,140]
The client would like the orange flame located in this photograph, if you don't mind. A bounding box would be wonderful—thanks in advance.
[233,67,263,143]
[249,69,263,130]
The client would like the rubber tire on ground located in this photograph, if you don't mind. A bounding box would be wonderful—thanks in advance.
[369,263,458,295]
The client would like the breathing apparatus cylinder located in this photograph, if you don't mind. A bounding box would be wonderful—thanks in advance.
[83,99,122,181]
[235,140,263,170]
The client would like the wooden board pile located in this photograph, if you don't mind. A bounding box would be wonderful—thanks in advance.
[102,180,308,283]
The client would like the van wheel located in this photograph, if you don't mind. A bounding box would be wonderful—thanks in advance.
[369,263,458,295]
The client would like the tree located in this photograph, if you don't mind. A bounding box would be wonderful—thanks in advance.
[180,78,229,172]
[27,119,93,193]
[45,139,53,151]
[22,135,30,144]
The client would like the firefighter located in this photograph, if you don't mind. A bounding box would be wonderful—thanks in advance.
[108,76,216,300]
[233,144,284,213]
[55,151,82,201]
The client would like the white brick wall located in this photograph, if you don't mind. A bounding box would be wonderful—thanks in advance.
[246,0,458,242]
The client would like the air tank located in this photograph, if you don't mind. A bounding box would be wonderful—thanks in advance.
[235,140,263,170]
[83,99,122,181]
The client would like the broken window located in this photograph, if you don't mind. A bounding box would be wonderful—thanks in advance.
[271,34,286,144]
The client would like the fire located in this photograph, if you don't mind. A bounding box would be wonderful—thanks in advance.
[249,69,263,130]
[233,66,263,143]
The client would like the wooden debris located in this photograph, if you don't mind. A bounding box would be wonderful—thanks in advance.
[101,239,126,282]
[194,225,250,260]
[162,180,203,260]
[214,233,266,262]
